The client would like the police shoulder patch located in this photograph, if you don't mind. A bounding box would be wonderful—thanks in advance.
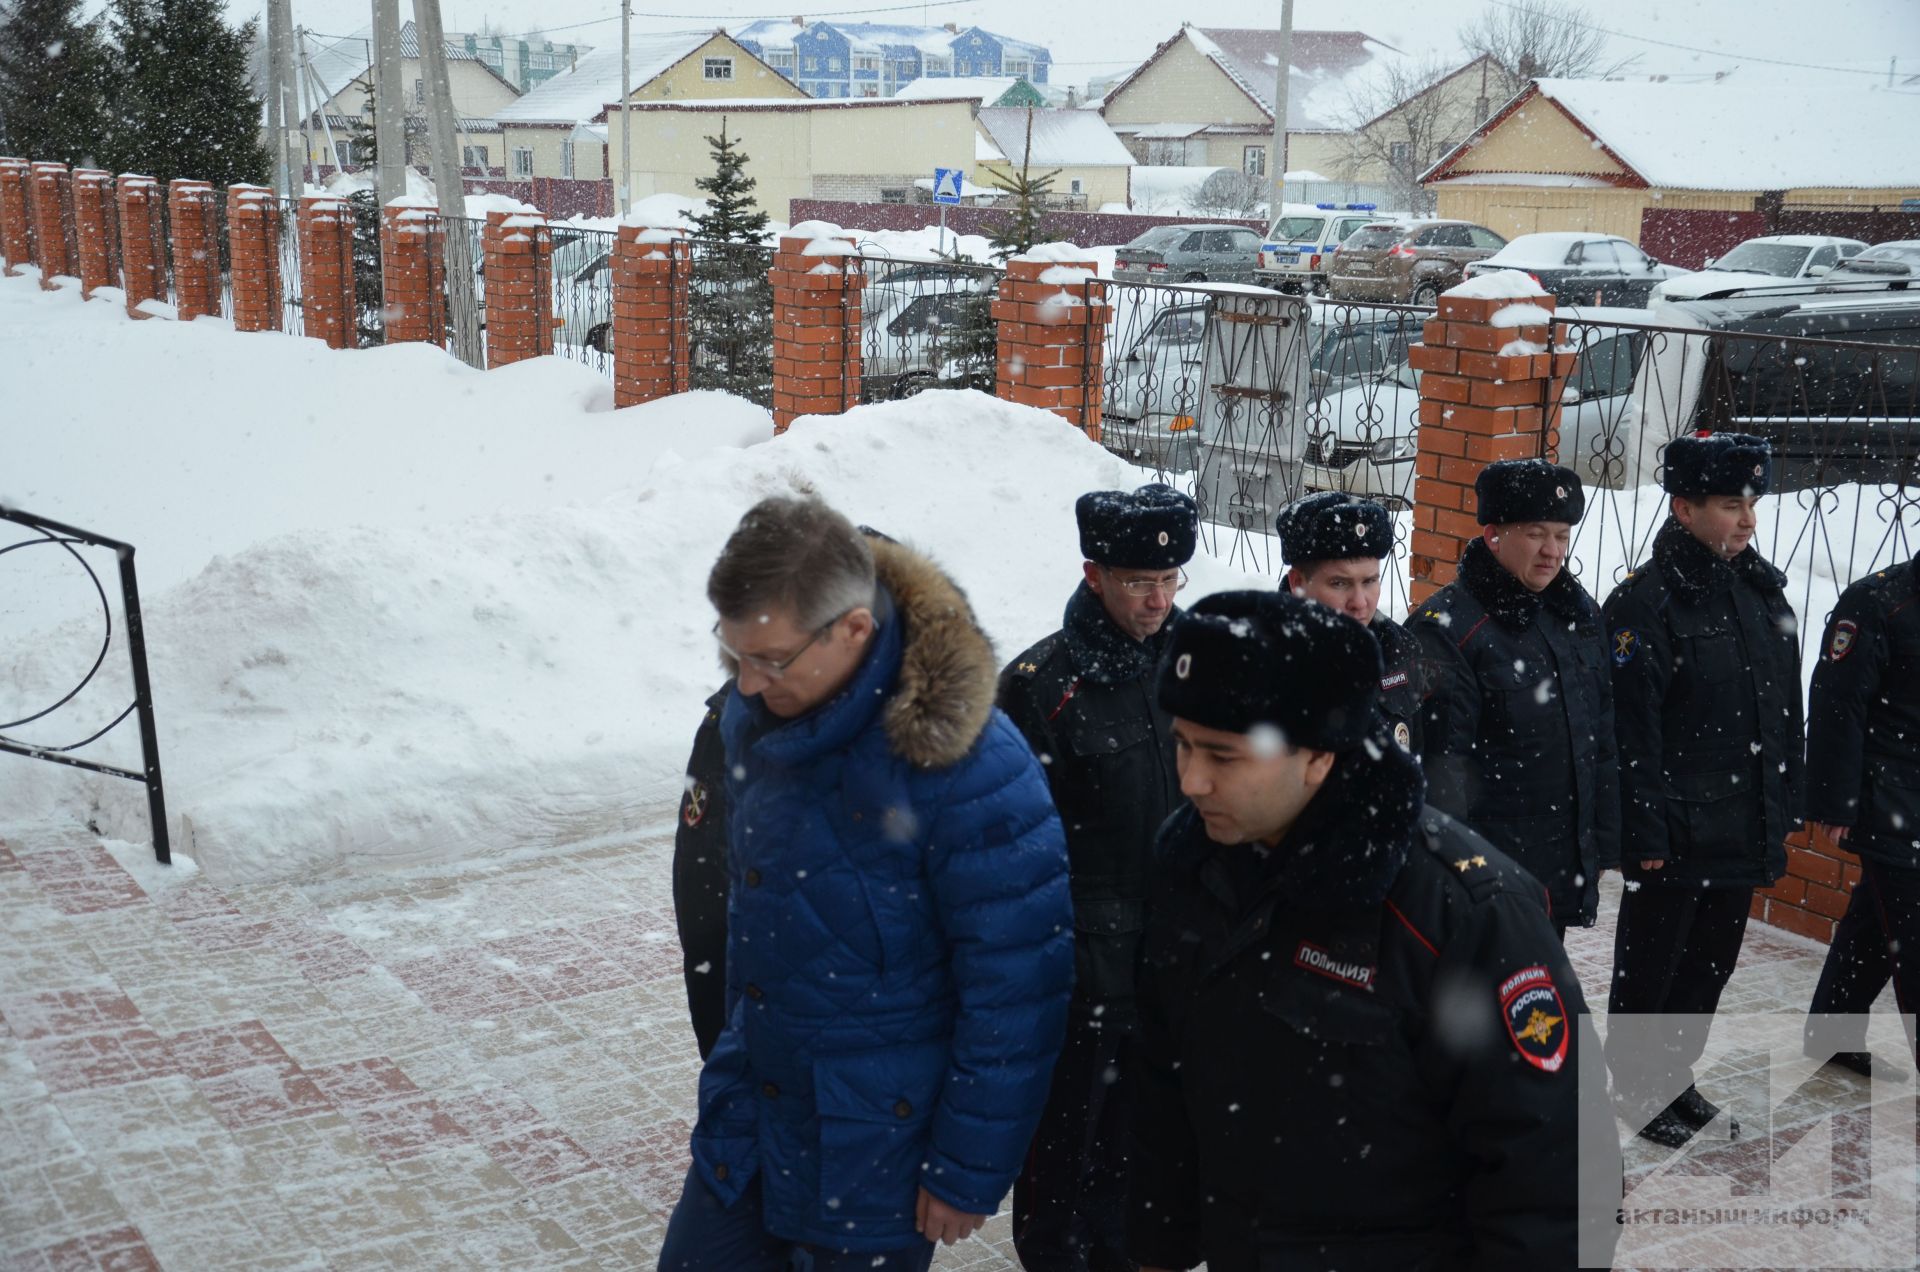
[682,781,709,828]
[1499,965,1568,1073]
[1828,619,1858,662]
[1610,627,1638,667]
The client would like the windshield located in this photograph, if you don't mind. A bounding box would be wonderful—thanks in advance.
[1125,227,1186,249]
[1852,244,1920,266]
[1711,243,1809,276]
[1346,225,1406,251]
[1267,216,1322,244]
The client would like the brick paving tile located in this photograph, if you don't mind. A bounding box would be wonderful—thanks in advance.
[385,949,543,1021]
[193,1062,334,1132]
[0,990,144,1041]
[1,1224,161,1272]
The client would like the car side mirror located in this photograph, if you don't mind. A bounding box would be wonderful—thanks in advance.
[1808,264,1831,277]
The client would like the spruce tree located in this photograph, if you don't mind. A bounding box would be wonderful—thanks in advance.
[105,0,267,187]
[0,0,112,164]
[685,118,772,401]
[985,108,1060,261]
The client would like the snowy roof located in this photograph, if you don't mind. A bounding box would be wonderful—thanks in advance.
[977,108,1134,167]
[305,22,495,106]
[893,75,1020,105]
[492,31,717,125]
[730,20,1047,62]
[1146,28,1402,132]
[1440,78,1920,191]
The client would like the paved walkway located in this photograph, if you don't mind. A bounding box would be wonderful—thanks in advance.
[0,823,1908,1270]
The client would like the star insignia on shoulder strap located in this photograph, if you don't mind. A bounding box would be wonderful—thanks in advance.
[1472,855,1487,867]
[1454,859,1471,873]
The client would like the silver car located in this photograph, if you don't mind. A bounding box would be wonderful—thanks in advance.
[1112,223,1265,284]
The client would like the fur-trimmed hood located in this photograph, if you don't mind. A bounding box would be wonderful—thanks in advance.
[871,537,1001,769]
[1651,514,1787,606]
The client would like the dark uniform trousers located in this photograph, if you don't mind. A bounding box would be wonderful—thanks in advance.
[1806,873,1892,1054]
[672,687,732,1060]
[1602,519,1804,1111]
[1804,557,1920,1065]
[1127,737,1618,1272]
[999,583,1182,1272]
[1409,539,1621,935]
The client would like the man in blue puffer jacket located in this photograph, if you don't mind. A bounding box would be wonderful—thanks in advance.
[657,494,1074,1271]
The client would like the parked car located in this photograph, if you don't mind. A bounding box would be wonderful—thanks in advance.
[1823,241,1920,286]
[1112,223,1264,283]
[1257,202,1381,293]
[1293,306,1650,504]
[1634,287,1920,488]
[1328,219,1508,305]
[1649,234,1866,302]
[1464,232,1684,306]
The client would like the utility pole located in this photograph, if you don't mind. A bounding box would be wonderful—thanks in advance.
[1267,0,1293,220]
[619,0,632,215]
[371,0,407,202]
[266,0,288,195]
[274,0,303,192]
[415,0,482,364]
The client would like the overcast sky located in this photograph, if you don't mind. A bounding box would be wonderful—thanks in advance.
[238,0,1918,92]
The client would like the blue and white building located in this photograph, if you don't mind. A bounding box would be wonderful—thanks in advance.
[732,19,1050,99]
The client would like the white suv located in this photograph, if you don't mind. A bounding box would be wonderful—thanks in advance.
[1258,202,1382,293]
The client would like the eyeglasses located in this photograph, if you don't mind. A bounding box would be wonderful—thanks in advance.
[713,613,844,680]
[1108,569,1189,598]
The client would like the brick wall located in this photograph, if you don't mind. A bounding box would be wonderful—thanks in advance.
[30,162,72,288]
[379,202,445,346]
[1753,828,1864,943]
[71,171,114,298]
[227,186,282,334]
[611,225,690,408]
[115,175,165,318]
[993,255,1107,437]
[768,231,865,433]
[481,208,555,369]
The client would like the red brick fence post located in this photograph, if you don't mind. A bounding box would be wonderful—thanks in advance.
[226,185,282,333]
[115,174,166,318]
[482,207,554,368]
[168,179,221,320]
[993,251,1109,438]
[768,226,865,433]
[0,157,29,275]
[71,170,115,298]
[30,161,73,288]
[1406,280,1573,605]
[611,221,690,407]
[299,194,355,349]
[379,199,446,346]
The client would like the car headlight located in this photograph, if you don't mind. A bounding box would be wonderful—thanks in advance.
[1370,434,1414,462]
[1314,432,1339,463]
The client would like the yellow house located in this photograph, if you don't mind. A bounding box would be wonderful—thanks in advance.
[1423,78,1920,246]
[603,97,979,217]
[1098,26,1416,205]
[494,31,805,180]
[974,107,1134,210]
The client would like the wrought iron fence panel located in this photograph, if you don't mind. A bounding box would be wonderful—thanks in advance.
[853,251,1002,404]
[548,225,618,378]
[1551,308,1920,657]
[1097,279,1218,487]
[344,191,385,347]
[688,237,774,407]
[277,197,304,337]
[444,215,487,369]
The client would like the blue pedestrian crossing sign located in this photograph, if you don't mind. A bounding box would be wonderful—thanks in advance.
[932,167,965,205]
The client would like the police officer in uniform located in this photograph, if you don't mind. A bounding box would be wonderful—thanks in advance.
[1275,490,1423,752]
[1128,589,1617,1272]
[1803,554,1920,1076]
[1603,432,1804,1147]
[999,483,1196,1272]
[672,686,732,1059]
[1409,460,1619,938]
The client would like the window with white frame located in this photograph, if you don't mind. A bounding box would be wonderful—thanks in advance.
[561,142,575,178]
[852,54,879,72]
[923,54,948,75]
[462,144,487,168]
[511,147,533,176]
[860,83,878,96]
[880,188,908,204]
[1389,140,1411,170]
[1004,57,1030,76]
[1244,145,1266,176]
[704,56,734,80]
[413,78,425,107]
[768,51,794,70]
[802,55,818,71]
[827,56,842,71]
[1070,178,1083,194]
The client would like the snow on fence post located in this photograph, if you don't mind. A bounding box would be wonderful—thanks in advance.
[115,175,166,319]
[30,161,73,290]
[611,218,690,407]
[298,194,356,350]
[481,206,555,369]
[0,157,29,276]
[1406,275,1577,605]
[226,185,282,333]
[768,221,865,434]
[168,179,221,320]
[71,170,115,298]
[992,245,1109,439]
[379,198,445,346]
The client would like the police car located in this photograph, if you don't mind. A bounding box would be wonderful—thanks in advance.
[1258,202,1380,293]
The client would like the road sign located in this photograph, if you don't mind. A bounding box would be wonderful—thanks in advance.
[932,167,965,205]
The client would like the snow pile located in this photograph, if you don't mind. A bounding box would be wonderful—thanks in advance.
[2,271,1263,884]
[1446,271,1551,301]
[1490,303,1555,328]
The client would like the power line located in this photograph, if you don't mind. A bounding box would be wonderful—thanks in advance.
[1483,0,1915,79]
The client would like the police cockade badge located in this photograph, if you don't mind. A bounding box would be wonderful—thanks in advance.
[1355,522,1368,538]
[1157,530,1170,545]
[1500,966,1568,1073]
[1393,720,1411,750]
[1829,619,1858,662]
[1753,464,1764,477]
[1555,485,1567,499]
[1174,652,1192,679]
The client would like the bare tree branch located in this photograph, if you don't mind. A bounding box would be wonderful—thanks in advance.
[1334,56,1482,215]
[1460,0,1640,100]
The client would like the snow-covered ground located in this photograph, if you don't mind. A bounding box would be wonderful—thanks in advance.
[1,269,1261,886]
